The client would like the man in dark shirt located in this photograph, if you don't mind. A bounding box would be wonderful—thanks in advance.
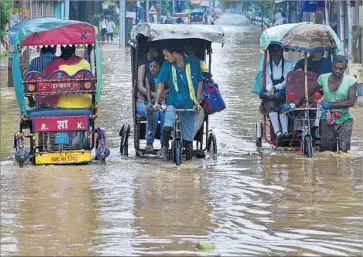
[293,50,332,77]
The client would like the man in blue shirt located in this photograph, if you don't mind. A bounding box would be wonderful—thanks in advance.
[154,47,203,160]
[28,45,56,73]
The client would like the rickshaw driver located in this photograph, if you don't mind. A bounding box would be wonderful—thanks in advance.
[308,55,357,152]
[153,47,203,160]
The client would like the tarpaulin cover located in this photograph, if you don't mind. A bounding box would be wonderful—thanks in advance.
[10,18,102,115]
[10,18,96,47]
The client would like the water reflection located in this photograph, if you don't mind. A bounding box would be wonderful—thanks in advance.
[1,166,98,256]
[131,167,214,255]
[0,14,362,256]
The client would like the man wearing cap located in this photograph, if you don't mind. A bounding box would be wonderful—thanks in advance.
[308,55,357,152]
[259,42,294,140]
[154,47,203,160]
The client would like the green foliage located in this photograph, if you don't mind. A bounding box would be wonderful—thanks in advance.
[160,0,170,16]
[0,0,11,40]
[0,51,8,59]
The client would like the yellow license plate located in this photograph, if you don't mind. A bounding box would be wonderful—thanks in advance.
[35,150,92,165]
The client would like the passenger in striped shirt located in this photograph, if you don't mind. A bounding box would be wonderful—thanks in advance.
[28,45,56,73]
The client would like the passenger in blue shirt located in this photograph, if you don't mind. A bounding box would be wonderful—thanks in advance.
[293,50,333,77]
[28,45,56,73]
[154,47,203,160]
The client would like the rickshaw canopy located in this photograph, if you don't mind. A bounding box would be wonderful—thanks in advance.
[190,9,204,15]
[10,18,97,47]
[11,18,102,116]
[260,22,341,53]
[130,23,225,44]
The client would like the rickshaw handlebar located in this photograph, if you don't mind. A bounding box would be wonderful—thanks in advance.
[154,104,198,112]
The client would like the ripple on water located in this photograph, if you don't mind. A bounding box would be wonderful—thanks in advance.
[1,14,362,256]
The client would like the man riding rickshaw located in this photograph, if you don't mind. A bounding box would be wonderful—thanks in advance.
[120,23,225,166]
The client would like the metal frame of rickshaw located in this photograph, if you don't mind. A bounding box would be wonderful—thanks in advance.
[255,49,321,154]
[11,18,109,167]
[255,23,340,158]
[120,23,225,161]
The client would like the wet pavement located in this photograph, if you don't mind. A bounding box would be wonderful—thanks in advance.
[1,14,362,256]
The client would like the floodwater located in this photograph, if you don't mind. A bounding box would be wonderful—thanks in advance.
[1,14,362,256]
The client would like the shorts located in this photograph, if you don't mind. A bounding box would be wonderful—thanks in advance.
[163,105,197,142]
[320,118,353,152]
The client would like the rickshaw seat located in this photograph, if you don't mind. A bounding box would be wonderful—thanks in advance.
[28,108,93,118]
[285,71,318,106]
[136,115,146,121]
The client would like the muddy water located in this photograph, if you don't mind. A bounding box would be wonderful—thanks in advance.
[1,14,362,256]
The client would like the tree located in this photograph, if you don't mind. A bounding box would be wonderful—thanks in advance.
[0,0,10,40]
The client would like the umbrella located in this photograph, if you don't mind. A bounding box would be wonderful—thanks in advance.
[281,23,339,53]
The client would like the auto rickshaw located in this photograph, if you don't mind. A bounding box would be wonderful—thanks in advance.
[11,18,109,167]
[189,9,205,24]
[120,22,225,165]
[253,23,341,158]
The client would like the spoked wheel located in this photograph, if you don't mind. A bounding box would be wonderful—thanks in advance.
[207,131,217,155]
[174,139,182,166]
[255,121,263,148]
[119,124,130,156]
[302,134,313,158]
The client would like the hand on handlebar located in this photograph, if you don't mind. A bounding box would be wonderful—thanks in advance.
[193,104,202,111]
[153,104,161,111]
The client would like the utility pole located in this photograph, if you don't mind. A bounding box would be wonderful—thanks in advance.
[146,0,149,22]
[347,1,352,63]
[338,0,345,54]
[64,0,70,20]
[324,0,329,26]
[172,0,175,16]
[119,0,126,47]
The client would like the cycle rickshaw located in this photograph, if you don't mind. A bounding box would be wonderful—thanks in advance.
[253,23,341,158]
[11,18,109,167]
[120,23,225,164]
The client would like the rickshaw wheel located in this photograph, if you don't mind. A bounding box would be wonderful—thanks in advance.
[303,134,313,158]
[173,139,182,166]
[207,131,217,155]
[119,124,125,154]
[120,124,130,156]
[18,161,24,168]
[255,121,263,148]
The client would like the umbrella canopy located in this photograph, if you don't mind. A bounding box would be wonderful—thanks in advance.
[260,22,341,53]
[281,23,339,53]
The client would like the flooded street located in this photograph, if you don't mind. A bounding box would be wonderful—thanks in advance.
[1,14,362,256]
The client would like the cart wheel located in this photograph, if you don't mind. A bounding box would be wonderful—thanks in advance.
[255,121,263,148]
[303,134,313,158]
[119,124,125,154]
[18,160,24,168]
[174,139,182,166]
[207,131,217,155]
[120,124,130,156]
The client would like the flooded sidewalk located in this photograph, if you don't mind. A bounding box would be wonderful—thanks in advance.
[1,14,362,256]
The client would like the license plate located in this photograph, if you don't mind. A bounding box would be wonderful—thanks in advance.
[35,150,92,165]
[54,133,69,145]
